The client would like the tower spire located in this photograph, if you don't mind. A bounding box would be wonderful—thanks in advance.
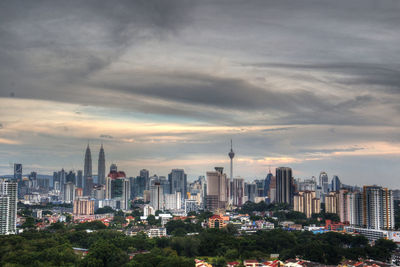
[228,139,235,206]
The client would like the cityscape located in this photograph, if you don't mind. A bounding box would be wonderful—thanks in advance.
[1,0,400,266]
[1,142,400,266]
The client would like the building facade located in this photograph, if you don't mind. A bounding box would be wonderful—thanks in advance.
[275,167,293,205]
[0,179,17,235]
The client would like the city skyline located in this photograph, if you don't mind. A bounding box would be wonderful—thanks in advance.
[1,0,400,187]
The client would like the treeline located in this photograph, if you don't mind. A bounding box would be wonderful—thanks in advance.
[0,226,396,266]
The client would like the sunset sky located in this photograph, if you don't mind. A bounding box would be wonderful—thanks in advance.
[1,0,400,186]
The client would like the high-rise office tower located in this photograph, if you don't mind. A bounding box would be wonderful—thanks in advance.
[319,172,329,194]
[53,172,59,189]
[121,178,131,211]
[331,175,341,192]
[83,144,92,193]
[264,170,273,197]
[76,170,83,188]
[66,170,75,184]
[110,163,117,173]
[150,182,163,211]
[0,179,17,235]
[63,182,76,204]
[276,167,293,205]
[362,186,394,230]
[98,144,106,185]
[13,164,22,181]
[140,169,150,190]
[228,140,235,205]
[245,183,257,203]
[105,170,130,210]
[232,178,245,207]
[168,169,187,200]
[92,184,105,200]
[132,176,146,198]
[59,169,66,194]
[206,167,228,211]
[84,177,94,197]
[268,175,277,203]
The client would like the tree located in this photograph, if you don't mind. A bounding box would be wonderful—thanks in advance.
[75,221,107,231]
[369,239,397,262]
[21,217,36,229]
[147,215,160,226]
[95,206,115,214]
[82,240,129,267]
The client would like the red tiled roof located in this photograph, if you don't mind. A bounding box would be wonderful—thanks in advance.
[108,171,126,179]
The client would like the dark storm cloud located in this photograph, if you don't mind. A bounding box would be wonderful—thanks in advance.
[94,72,330,111]
[0,0,400,128]
[249,62,400,92]
[0,0,192,90]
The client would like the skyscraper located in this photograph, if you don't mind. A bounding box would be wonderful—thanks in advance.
[105,170,130,210]
[63,182,76,204]
[276,167,293,205]
[168,169,187,200]
[76,170,83,188]
[0,179,17,235]
[319,172,329,194]
[362,186,394,230]
[140,169,150,190]
[110,163,117,173]
[206,167,227,211]
[232,178,245,207]
[83,144,92,195]
[228,139,235,205]
[98,144,106,185]
[121,178,131,211]
[245,182,257,203]
[325,192,338,214]
[150,182,163,211]
[264,170,273,197]
[331,175,341,192]
[13,164,22,181]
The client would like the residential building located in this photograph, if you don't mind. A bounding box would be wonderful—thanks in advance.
[73,197,94,216]
[362,185,394,230]
[0,179,17,235]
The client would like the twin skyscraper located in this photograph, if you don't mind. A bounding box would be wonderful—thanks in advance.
[83,143,106,192]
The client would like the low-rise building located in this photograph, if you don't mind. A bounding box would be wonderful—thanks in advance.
[147,227,167,238]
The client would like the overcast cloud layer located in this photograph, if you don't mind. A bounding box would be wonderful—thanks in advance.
[1,0,400,187]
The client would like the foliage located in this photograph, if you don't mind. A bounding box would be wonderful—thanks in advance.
[0,224,396,266]
[94,206,115,214]
[74,221,107,231]
[165,220,202,236]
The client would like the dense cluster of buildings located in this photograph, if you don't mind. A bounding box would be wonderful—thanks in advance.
[0,142,398,244]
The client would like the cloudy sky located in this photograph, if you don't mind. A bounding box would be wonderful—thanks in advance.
[1,0,400,187]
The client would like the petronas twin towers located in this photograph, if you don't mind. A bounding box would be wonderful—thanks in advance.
[83,143,106,191]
